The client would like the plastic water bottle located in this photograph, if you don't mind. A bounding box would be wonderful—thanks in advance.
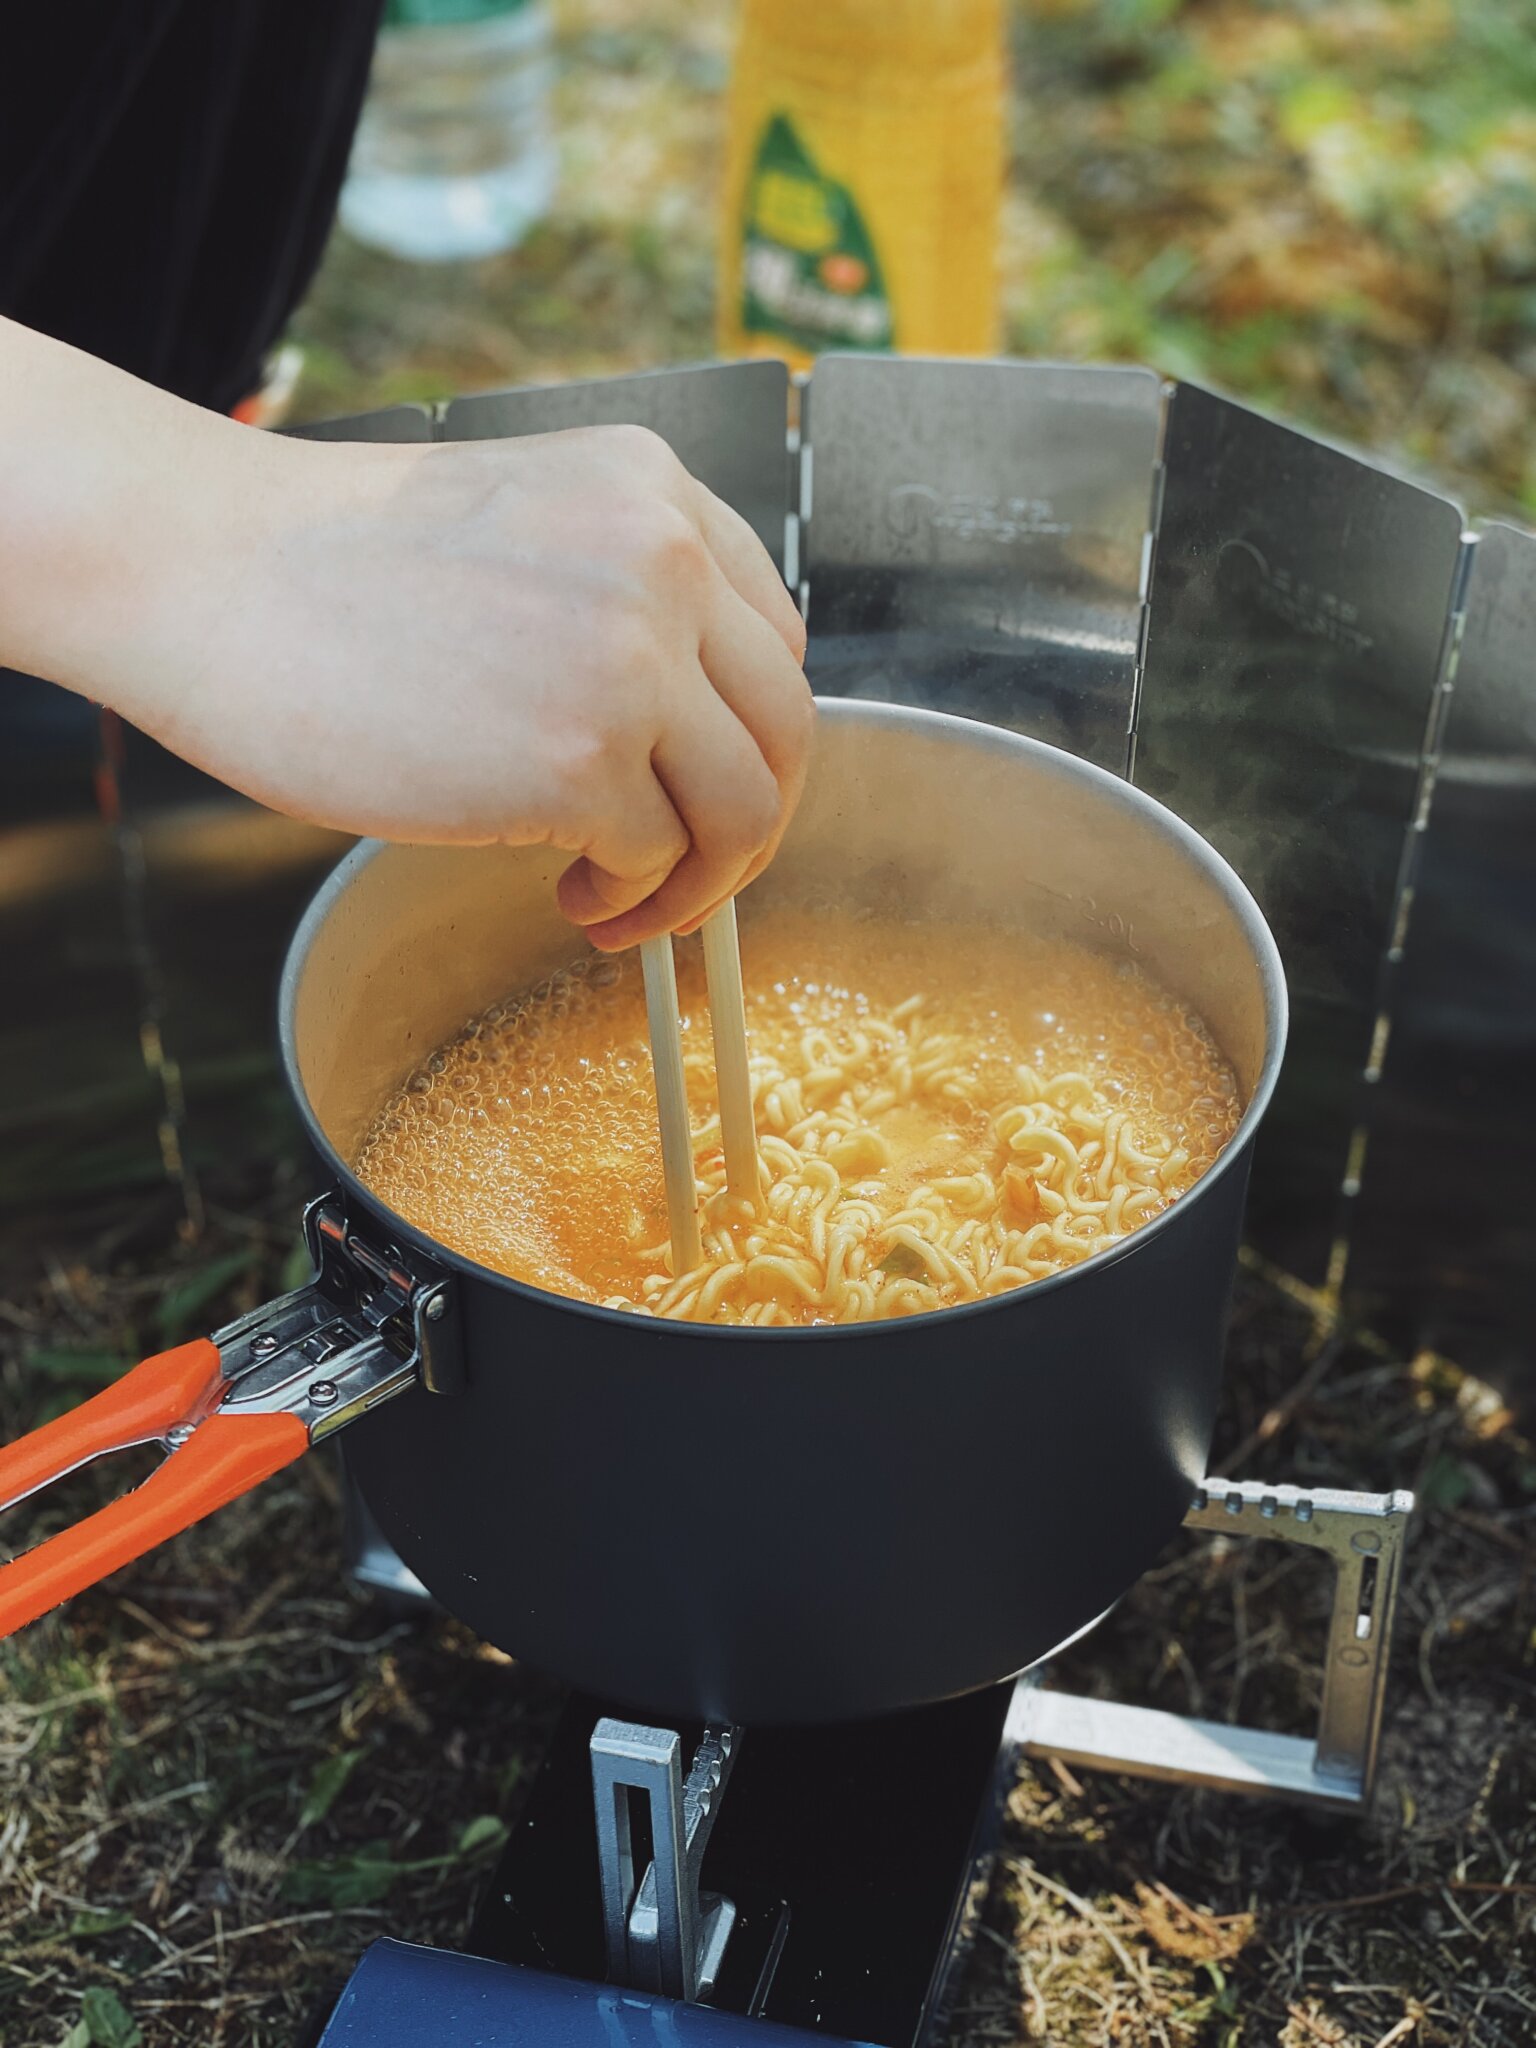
[339,0,556,263]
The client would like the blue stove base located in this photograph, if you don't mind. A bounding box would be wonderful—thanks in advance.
[317,1940,873,2048]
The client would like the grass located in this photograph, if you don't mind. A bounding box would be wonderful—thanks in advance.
[5,0,1536,2041]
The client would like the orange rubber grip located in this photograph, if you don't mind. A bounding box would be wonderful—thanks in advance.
[0,1340,224,1513]
[0,1411,308,1636]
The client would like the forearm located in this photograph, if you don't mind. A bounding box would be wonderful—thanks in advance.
[0,320,812,943]
[0,316,278,721]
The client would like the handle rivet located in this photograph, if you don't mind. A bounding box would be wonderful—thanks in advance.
[425,1295,446,1323]
[308,1379,340,1406]
[165,1423,196,1448]
[253,1333,279,1356]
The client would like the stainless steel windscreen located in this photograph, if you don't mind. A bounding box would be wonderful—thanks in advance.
[1131,383,1466,1286]
[294,357,1533,1396]
[801,355,1161,773]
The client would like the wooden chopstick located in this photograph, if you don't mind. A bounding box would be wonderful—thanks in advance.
[701,901,760,1210]
[640,934,703,1277]
[639,903,760,1276]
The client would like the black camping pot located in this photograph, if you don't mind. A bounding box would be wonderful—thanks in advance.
[0,701,1286,1724]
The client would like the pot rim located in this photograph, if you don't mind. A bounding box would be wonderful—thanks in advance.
[278,698,1289,1344]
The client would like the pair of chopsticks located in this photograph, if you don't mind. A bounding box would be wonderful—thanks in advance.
[640,903,758,1276]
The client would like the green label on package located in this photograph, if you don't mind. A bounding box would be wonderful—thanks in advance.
[740,114,893,354]
[385,0,534,26]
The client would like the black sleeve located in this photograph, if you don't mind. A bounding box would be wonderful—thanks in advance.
[0,0,385,410]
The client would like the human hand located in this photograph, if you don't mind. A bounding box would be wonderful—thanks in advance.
[157,423,812,948]
[0,322,810,949]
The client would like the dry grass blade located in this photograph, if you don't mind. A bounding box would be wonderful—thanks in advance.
[1014,1858,1149,1992]
[1371,2017,1419,2048]
[1280,1878,1536,1915]
[1135,1879,1254,1962]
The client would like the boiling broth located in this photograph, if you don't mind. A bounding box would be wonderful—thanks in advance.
[354,911,1241,1325]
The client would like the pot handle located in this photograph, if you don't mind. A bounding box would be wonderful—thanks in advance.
[0,1340,308,1636]
[0,1196,452,1639]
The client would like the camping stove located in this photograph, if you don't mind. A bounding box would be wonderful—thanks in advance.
[13,345,1506,2041]
[310,1475,1410,2048]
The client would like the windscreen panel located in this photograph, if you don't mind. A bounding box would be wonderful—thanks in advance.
[1134,382,1465,1284]
[802,355,1162,772]
[443,362,792,575]
[1347,520,1536,1393]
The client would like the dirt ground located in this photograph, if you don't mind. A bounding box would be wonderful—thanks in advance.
[4,2,1535,2043]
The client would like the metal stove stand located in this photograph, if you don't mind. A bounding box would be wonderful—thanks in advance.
[314,1474,1411,2047]
[1021,1474,1414,1809]
[465,1680,1020,2046]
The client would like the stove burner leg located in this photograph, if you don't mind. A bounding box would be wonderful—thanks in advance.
[340,1470,432,1608]
[591,1718,740,2002]
[1019,1477,1413,1808]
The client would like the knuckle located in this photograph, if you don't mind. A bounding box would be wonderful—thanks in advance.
[784,675,815,748]
[755,677,814,780]
[603,421,683,482]
[645,508,711,585]
[545,717,633,805]
[602,502,709,598]
[541,743,601,823]
[711,772,780,863]
[652,811,691,871]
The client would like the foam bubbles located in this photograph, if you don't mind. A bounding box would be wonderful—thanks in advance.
[354,912,1243,1319]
